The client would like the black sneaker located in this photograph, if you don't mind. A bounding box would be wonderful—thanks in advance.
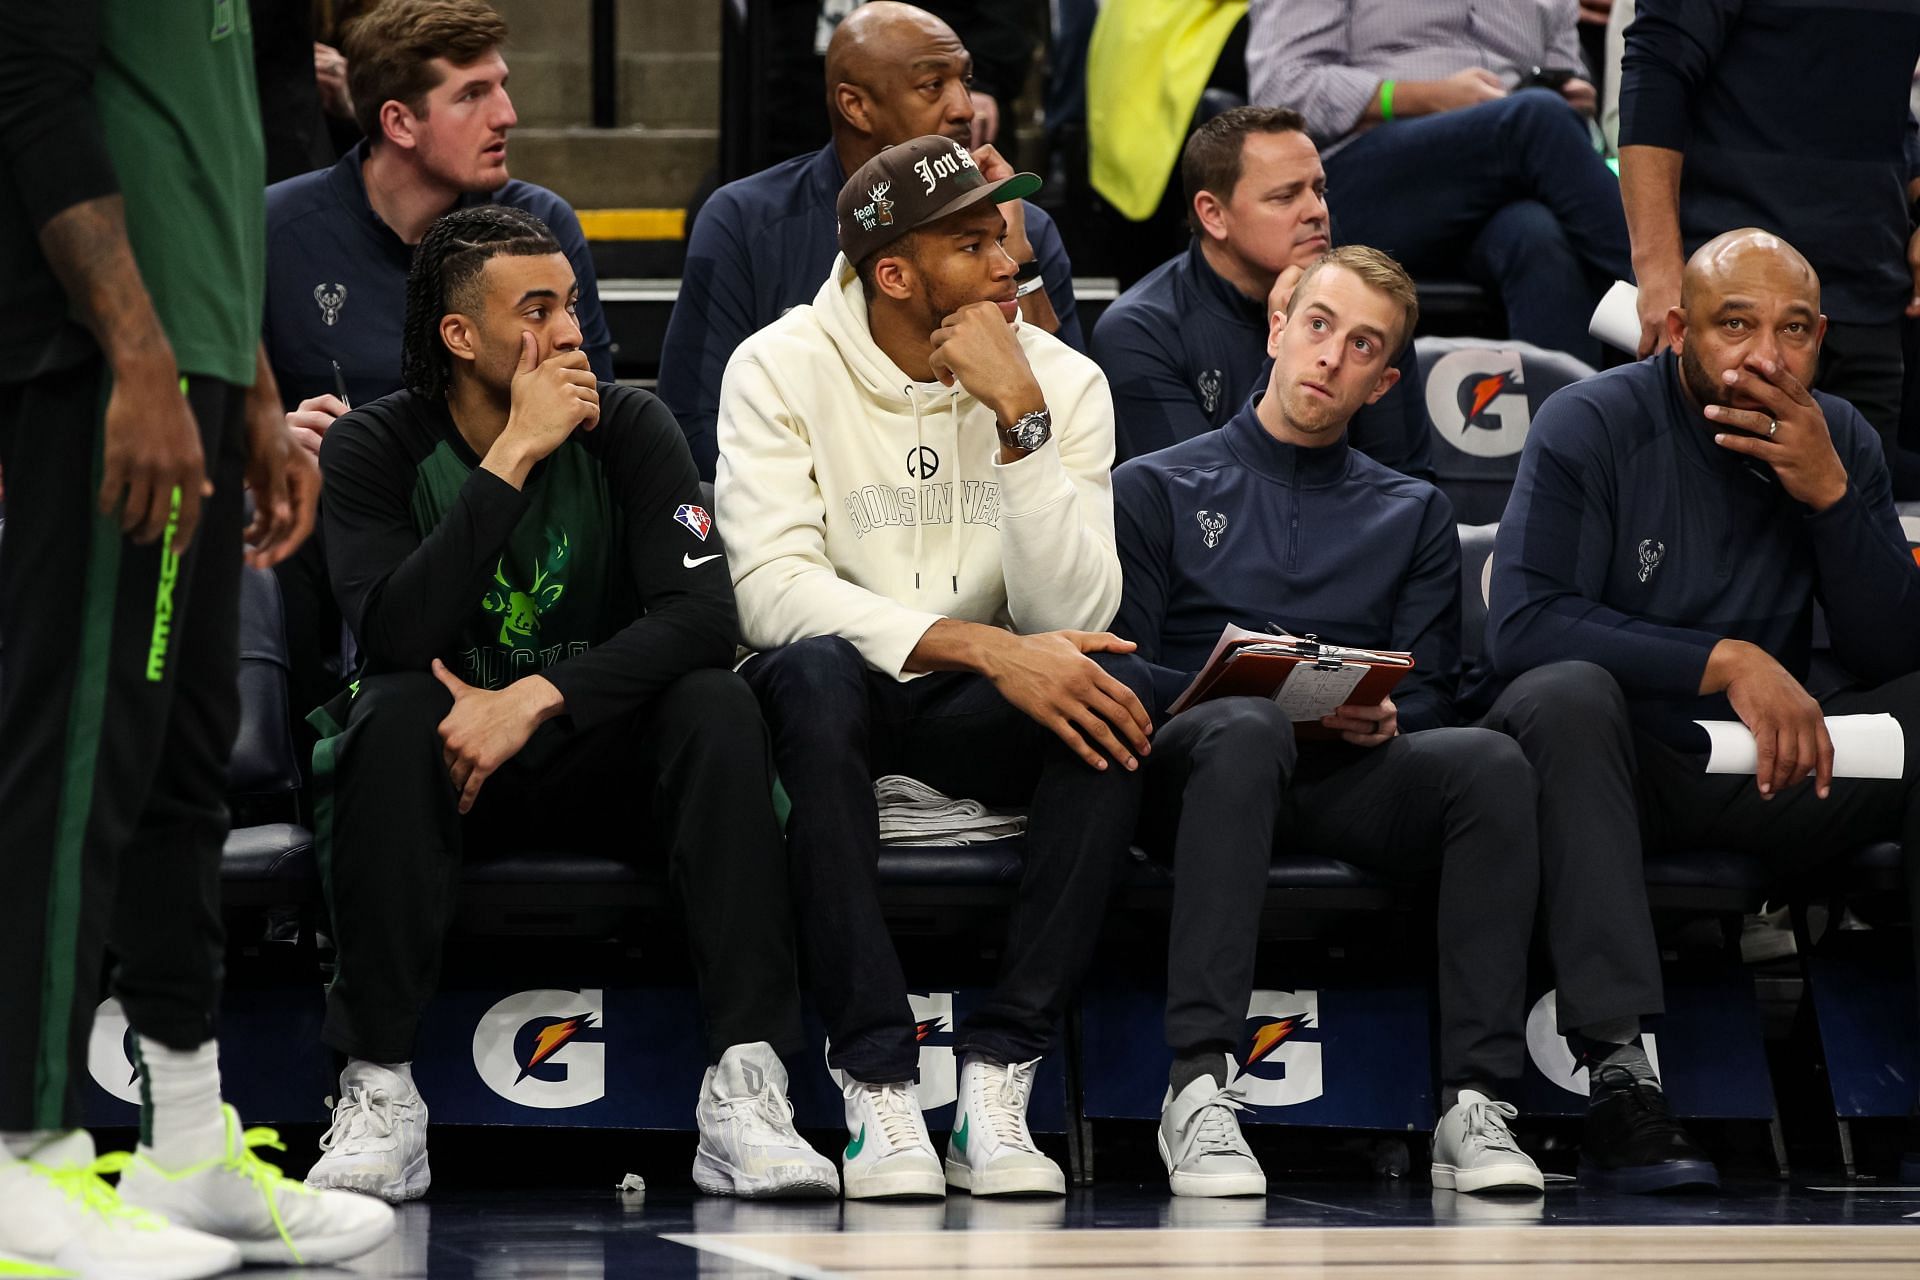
[1576,1066,1720,1193]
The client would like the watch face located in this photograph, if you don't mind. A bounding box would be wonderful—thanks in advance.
[1011,412,1051,451]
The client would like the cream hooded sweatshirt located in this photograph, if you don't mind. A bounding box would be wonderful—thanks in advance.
[715,254,1122,679]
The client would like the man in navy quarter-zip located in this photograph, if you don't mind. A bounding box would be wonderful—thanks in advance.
[1116,245,1718,1200]
[1092,106,1431,476]
[661,2,1081,481]
[1476,227,1920,1184]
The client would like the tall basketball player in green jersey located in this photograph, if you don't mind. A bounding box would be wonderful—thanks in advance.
[0,2,391,1274]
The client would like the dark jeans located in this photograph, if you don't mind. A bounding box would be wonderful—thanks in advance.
[0,361,245,1129]
[320,667,805,1065]
[743,635,1152,1082]
[1139,697,1541,1095]
[1324,89,1631,366]
[1485,661,1920,1034]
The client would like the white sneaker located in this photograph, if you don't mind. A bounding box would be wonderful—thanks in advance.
[944,1058,1065,1197]
[1430,1090,1545,1194]
[838,1077,944,1199]
[117,1105,394,1266]
[305,1063,430,1203]
[692,1043,839,1199]
[0,1131,240,1280]
[1158,1067,1267,1198]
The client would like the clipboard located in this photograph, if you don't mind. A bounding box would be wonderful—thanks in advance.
[1167,624,1413,740]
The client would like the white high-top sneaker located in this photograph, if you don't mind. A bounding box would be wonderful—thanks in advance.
[1158,1064,1267,1198]
[0,1131,239,1280]
[305,1063,430,1203]
[692,1043,839,1198]
[117,1104,394,1266]
[1430,1090,1545,1194]
[838,1076,944,1200]
[943,1059,1065,1197]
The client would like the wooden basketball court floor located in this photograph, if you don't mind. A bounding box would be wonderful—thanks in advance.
[301,1181,1920,1278]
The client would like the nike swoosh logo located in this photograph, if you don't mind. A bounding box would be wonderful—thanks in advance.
[952,1114,968,1155]
[845,1123,866,1160]
[683,553,722,569]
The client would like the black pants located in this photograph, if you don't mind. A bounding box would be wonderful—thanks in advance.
[319,667,806,1064]
[1818,320,1920,501]
[1485,661,1920,1034]
[743,635,1152,1082]
[0,359,245,1130]
[1142,697,1540,1095]
[1475,663,1666,1035]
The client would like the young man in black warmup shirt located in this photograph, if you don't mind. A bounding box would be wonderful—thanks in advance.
[307,207,835,1203]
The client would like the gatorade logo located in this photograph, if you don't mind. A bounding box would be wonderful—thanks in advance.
[86,998,143,1105]
[1226,989,1324,1109]
[1525,991,1662,1096]
[1425,349,1532,459]
[472,988,607,1109]
[825,991,958,1113]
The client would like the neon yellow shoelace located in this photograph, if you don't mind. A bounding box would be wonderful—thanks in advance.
[102,1118,310,1266]
[30,1156,165,1232]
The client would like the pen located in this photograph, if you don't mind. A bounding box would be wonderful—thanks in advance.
[331,359,352,411]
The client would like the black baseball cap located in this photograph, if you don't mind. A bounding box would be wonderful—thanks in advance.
[837,134,1041,265]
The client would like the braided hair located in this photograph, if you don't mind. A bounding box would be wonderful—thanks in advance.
[402,205,564,400]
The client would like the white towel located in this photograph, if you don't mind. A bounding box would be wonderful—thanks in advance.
[874,775,1027,845]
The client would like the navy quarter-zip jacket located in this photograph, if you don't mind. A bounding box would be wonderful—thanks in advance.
[264,141,613,410]
[1113,398,1461,729]
[1475,352,1920,729]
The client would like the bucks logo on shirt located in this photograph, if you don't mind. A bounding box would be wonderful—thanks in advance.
[408,439,617,691]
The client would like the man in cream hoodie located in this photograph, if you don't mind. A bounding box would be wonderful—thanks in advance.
[717,135,1155,1200]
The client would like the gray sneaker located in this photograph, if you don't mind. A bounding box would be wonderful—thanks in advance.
[1430,1090,1544,1194]
[1157,1065,1267,1198]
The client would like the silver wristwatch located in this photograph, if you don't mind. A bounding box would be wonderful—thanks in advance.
[1002,407,1052,453]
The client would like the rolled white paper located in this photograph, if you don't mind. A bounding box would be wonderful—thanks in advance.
[1695,714,1905,780]
[1589,279,1642,354]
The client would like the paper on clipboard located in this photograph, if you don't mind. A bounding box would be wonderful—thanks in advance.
[1695,714,1904,780]
[1272,661,1368,721]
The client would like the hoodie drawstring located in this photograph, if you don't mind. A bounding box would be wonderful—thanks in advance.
[948,389,961,594]
[907,384,925,591]
[906,383,964,596]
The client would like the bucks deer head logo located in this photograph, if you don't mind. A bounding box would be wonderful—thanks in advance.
[1198,369,1222,416]
[482,532,571,646]
[1636,538,1665,584]
[313,282,348,326]
[1196,510,1229,550]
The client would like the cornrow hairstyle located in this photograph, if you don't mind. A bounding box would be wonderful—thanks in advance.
[402,206,563,401]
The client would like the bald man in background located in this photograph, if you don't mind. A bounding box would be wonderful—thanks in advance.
[659,1,1081,479]
[1467,229,1920,1188]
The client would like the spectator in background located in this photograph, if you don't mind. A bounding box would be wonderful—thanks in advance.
[1092,107,1433,474]
[254,0,335,183]
[662,1,1082,481]
[1248,0,1631,366]
[1618,0,1920,495]
[718,137,1150,1201]
[262,0,612,733]
[754,0,1039,165]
